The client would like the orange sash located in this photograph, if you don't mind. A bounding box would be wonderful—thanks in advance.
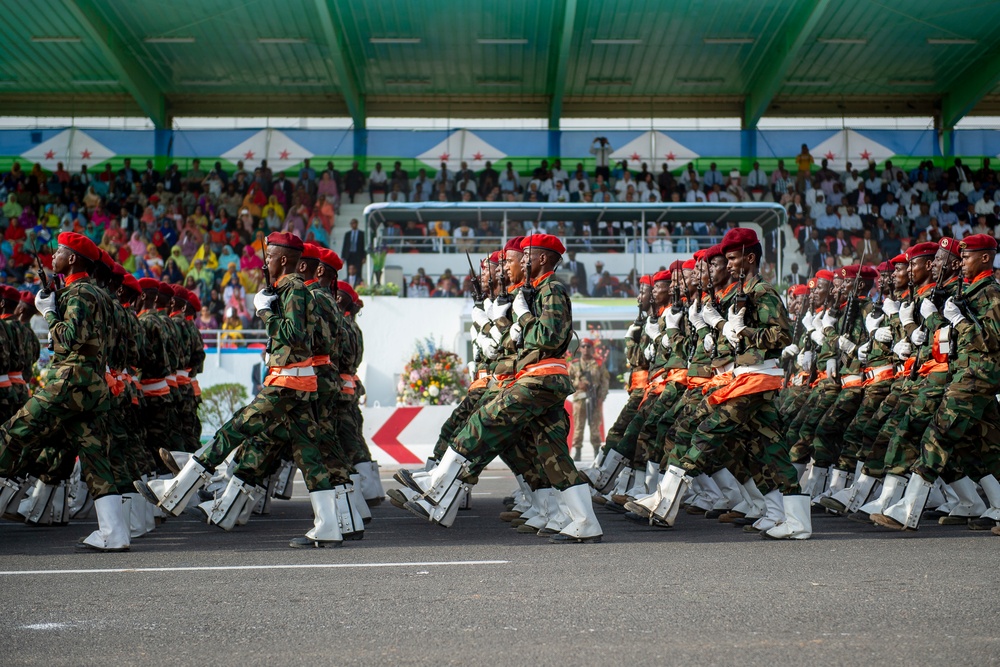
[687,375,712,387]
[862,365,896,387]
[8,371,25,386]
[628,369,649,391]
[701,372,734,394]
[665,368,689,387]
[265,359,319,392]
[312,355,332,367]
[809,371,828,388]
[141,378,170,397]
[918,360,949,376]
[515,358,570,380]
[707,372,783,405]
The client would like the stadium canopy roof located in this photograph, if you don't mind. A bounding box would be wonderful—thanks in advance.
[5,0,1000,130]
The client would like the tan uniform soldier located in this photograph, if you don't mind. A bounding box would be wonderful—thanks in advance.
[569,340,609,461]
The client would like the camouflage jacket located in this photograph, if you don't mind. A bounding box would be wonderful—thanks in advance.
[160,308,186,372]
[659,300,690,372]
[261,272,314,368]
[307,281,342,393]
[0,315,13,373]
[16,319,41,379]
[909,278,957,373]
[513,273,572,373]
[838,298,874,376]
[569,357,609,402]
[492,286,521,377]
[184,317,206,375]
[728,274,791,366]
[105,293,130,371]
[123,308,146,373]
[708,280,740,368]
[40,274,110,408]
[950,272,1000,391]
[137,308,173,380]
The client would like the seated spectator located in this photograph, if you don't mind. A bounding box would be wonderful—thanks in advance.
[196,305,219,343]
[591,270,621,297]
[408,268,434,297]
[402,219,426,252]
[369,162,388,202]
[390,161,409,195]
[220,308,244,347]
[345,161,365,203]
[433,269,460,297]
[452,221,476,253]
[840,206,863,234]
[411,169,433,202]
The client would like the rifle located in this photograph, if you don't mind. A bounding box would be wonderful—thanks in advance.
[807,286,834,386]
[834,249,868,380]
[520,236,537,316]
[486,258,496,301]
[258,232,273,294]
[909,259,948,380]
[496,251,511,305]
[783,291,809,387]
[734,245,747,355]
[671,272,683,315]
[465,251,484,302]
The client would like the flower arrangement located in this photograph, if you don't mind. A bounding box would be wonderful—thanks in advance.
[396,337,469,406]
[356,282,400,296]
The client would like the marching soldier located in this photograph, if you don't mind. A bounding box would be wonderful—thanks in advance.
[568,339,609,462]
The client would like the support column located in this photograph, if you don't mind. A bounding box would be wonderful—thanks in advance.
[353,127,368,169]
[741,128,757,172]
[153,128,172,171]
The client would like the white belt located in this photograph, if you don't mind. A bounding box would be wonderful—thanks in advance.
[141,379,168,392]
[0,374,8,383]
[841,374,863,385]
[734,359,782,377]
[177,369,190,378]
[166,374,177,382]
[865,364,894,380]
[792,374,805,386]
[271,366,316,378]
[714,362,735,376]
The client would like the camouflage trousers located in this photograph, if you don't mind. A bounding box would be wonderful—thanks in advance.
[433,387,487,461]
[176,384,202,453]
[142,394,177,475]
[913,384,1000,483]
[666,384,731,469]
[312,390,355,480]
[600,389,644,458]
[778,383,810,420]
[810,386,865,469]
[0,386,19,425]
[860,379,920,477]
[454,375,583,490]
[839,379,893,469]
[680,390,800,494]
[882,373,948,476]
[334,398,371,465]
[634,381,686,469]
[0,396,116,499]
[786,379,840,464]
[570,397,603,452]
[200,387,341,491]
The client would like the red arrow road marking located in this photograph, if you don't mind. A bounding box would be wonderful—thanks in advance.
[371,407,423,464]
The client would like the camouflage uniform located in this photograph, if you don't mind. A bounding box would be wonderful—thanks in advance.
[172,308,205,451]
[453,274,582,490]
[0,274,117,498]
[200,273,339,492]
[913,272,1000,482]
[137,305,176,473]
[568,354,609,455]
[0,313,15,422]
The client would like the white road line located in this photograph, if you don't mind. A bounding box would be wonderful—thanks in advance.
[0,559,509,576]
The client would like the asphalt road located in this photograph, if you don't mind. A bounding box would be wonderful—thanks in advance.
[1,470,998,667]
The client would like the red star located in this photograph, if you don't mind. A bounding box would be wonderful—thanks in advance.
[665,152,676,161]
[279,149,290,159]
[439,152,450,161]
[630,152,641,161]
[472,152,483,161]
[859,149,872,160]
[824,151,836,160]
[244,150,255,160]
[80,149,92,159]
[44,150,55,159]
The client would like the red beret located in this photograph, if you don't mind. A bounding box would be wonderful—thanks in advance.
[719,227,759,255]
[693,248,708,261]
[959,233,998,252]
[320,248,343,271]
[703,244,724,261]
[889,253,908,265]
[682,259,697,270]
[138,277,160,291]
[668,259,686,273]
[336,281,359,303]
[98,249,114,269]
[791,284,810,296]
[814,270,835,282]
[186,291,202,311]
[20,289,34,304]
[266,231,304,251]
[122,275,142,294]
[112,262,127,277]
[906,241,938,260]
[875,261,892,273]
[938,237,960,258]
[652,269,671,283]
[1,285,18,301]
[503,236,525,254]
[520,234,565,255]
[487,250,503,265]
[639,275,653,286]
[840,265,877,280]
[57,232,100,262]
[301,243,321,260]
[157,282,175,296]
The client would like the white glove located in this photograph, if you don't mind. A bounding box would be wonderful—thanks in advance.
[782,343,800,361]
[481,297,495,316]
[882,298,900,316]
[660,331,672,349]
[943,297,966,326]
[797,350,814,371]
[874,326,893,344]
[664,308,684,330]
[701,301,724,329]
[810,329,825,346]
[722,321,742,347]
[489,324,504,344]
[626,323,641,339]
[471,306,490,328]
[253,289,277,314]
[858,341,871,363]
[825,359,837,377]
[644,343,655,360]
[865,312,884,333]
[488,298,511,321]
[510,322,524,344]
[892,340,912,360]
[688,302,706,330]
[801,311,815,331]
[704,333,715,353]
[838,334,857,355]
[644,316,661,338]
[727,306,747,335]
[512,290,531,319]
[34,290,57,316]
[821,310,838,330]
[477,333,498,359]
[910,327,927,346]
[919,298,938,320]
[899,300,916,327]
